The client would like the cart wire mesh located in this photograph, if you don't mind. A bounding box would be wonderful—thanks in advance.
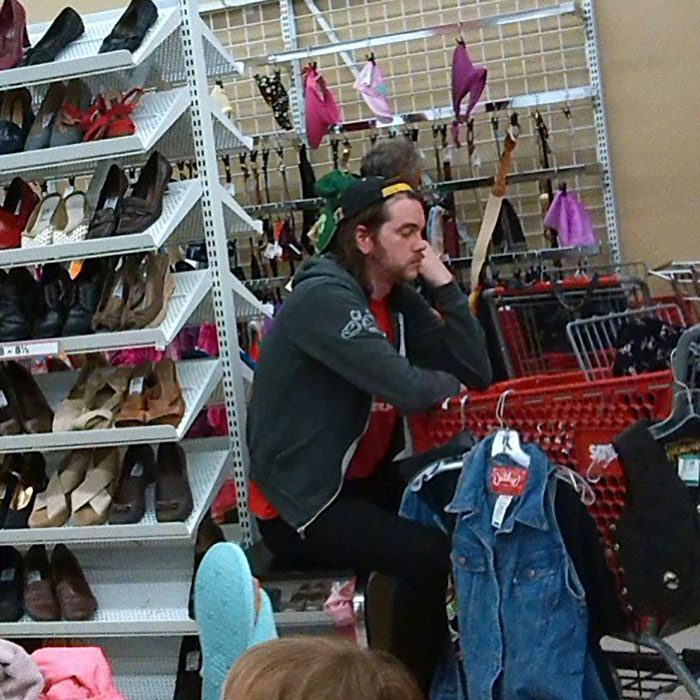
[481,275,648,378]
[566,303,687,381]
[651,262,700,325]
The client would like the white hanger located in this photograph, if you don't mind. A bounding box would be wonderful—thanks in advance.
[491,389,531,468]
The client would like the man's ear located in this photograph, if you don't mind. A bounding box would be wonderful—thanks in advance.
[355,225,374,255]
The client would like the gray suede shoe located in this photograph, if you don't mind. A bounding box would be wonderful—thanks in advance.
[24,82,66,151]
[49,78,91,148]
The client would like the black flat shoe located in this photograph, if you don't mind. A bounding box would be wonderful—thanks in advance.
[0,545,24,621]
[0,88,33,155]
[21,7,85,66]
[62,258,104,336]
[34,263,72,339]
[99,0,158,54]
[87,164,129,240]
[0,269,33,342]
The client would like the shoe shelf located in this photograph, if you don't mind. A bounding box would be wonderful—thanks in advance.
[116,674,175,700]
[0,544,198,638]
[211,98,254,152]
[0,269,212,360]
[0,179,201,269]
[1,5,243,92]
[0,358,222,454]
[0,446,230,545]
[0,87,190,182]
[220,185,263,236]
[228,272,274,321]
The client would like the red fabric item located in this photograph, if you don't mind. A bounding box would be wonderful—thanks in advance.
[345,296,398,480]
[250,295,398,520]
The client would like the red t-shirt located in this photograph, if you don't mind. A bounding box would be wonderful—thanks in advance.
[249,295,398,520]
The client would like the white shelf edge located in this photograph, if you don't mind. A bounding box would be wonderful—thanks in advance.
[211,98,254,151]
[219,184,263,235]
[0,88,190,180]
[228,272,273,320]
[0,616,198,638]
[0,358,222,454]
[201,19,245,77]
[0,449,230,546]
[0,179,201,269]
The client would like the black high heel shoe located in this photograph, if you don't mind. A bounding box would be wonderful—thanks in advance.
[0,87,33,155]
[99,0,158,54]
[21,7,84,66]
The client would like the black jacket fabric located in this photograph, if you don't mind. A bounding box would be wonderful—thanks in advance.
[613,421,700,623]
[247,255,492,531]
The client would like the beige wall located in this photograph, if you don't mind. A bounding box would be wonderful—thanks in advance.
[596,1,699,266]
[30,0,700,266]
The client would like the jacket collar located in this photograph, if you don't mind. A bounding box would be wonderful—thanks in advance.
[447,434,551,532]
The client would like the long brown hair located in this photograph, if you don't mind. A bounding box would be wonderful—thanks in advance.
[326,190,422,293]
[224,636,424,700]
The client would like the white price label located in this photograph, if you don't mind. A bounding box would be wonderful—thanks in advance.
[678,454,700,487]
[491,495,513,529]
[0,341,59,360]
[0,391,7,409]
[27,570,42,585]
[130,463,144,478]
[0,568,15,583]
[129,377,144,395]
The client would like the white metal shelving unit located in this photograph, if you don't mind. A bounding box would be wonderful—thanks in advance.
[0,0,264,692]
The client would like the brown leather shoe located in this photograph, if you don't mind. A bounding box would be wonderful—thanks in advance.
[109,444,155,524]
[24,545,60,621]
[4,361,54,433]
[51,544,97,621]
[92,256,132,332]
[115,151,172,235]
[155,443,193,523]
[121,252,174,330]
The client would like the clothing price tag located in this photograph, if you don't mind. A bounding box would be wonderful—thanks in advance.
[129,377,144,395]
[0,391,7,409]
[491,495,512,529]
[0,341,59,361]
[0,568,14,583]
[491,465,529,497]
[678,454,700,487]
[185,651,201,672]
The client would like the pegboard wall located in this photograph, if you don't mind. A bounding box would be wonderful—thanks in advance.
[204,0,609,264]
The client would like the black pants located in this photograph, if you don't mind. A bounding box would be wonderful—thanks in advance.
[258,465,450,693]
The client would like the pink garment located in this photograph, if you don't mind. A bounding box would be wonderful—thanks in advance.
[451,40,487,145]
[207,404,230,436]
[303,64,343,150]
[196,322,219,357]
[323,579,358,642]
[31,647,125,700]
[109,347,165,367]
[354,59,394,123]
[543,188,597,249]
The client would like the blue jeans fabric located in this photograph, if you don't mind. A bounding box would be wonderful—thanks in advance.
[446,436,609,700]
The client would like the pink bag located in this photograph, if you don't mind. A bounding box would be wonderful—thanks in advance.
[354,58,394,123]
[544,188,597,249]
[303,64,343,150]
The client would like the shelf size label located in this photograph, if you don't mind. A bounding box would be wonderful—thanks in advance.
[0,341,59,360]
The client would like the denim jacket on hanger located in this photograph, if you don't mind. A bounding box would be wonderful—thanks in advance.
[444,436,609,700]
